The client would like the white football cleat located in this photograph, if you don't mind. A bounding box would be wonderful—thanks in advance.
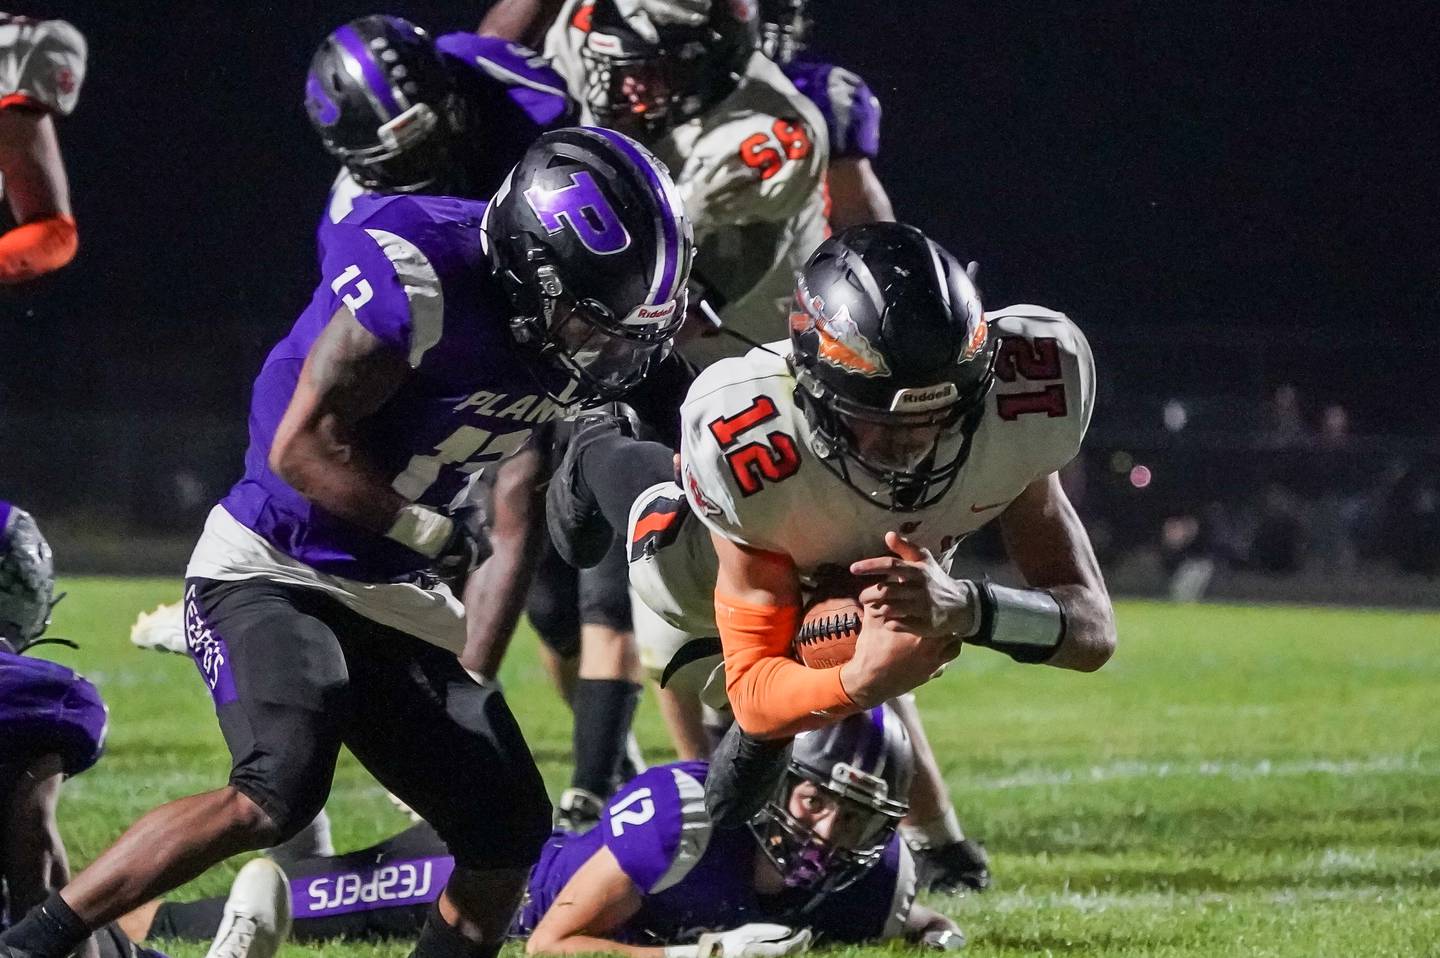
[204,858,292,958]
[129,601,187,655]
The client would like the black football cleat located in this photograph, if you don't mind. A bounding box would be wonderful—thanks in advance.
[915,838,992,894]
[546,411,633,569]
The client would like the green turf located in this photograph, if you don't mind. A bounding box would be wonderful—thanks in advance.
[33,579,1440,957]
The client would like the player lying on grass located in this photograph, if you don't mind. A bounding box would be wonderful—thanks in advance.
[0,14,84,284]
[0,502,291,958]
[116,707,961,955]
[544,221,1116,826]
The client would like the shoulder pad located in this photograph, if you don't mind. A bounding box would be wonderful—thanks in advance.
[668,55,827,226]
[0,651,108,775]
[679,349,803,554]
[987,305,1096,472]
[318,202,464,367]
[784,60,881,160]
[601,762,713,893]
[0,17,87,115]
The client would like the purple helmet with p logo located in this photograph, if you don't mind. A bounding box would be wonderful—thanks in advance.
[485,126,693,403]
[304,16,462,193]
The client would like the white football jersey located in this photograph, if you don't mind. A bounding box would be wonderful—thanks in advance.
[545,1,829,366]
[0,15,85,116]
[630,306,1094,635]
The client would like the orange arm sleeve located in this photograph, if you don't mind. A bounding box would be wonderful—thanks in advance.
[716,590,859,739]
[0,214,77,284]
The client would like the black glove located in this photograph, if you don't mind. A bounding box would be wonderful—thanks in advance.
[433,503,491,579]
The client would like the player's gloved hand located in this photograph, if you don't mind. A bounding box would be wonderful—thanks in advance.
[433,503,491,578]
[841,604,961,708]
[691,924,813,958]
[850,531,980,640]
[921,927,967,951]
[614,0,710,40]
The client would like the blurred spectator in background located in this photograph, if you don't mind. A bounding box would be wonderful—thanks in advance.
[1306,404,1366,572]
[1376,458,1440,577]
[1247,484,1306,574]
[1259,384,1311,449]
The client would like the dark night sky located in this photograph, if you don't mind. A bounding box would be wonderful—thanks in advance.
[3,1,1437,440]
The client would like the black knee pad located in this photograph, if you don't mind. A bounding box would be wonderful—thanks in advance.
[578,541,632,631]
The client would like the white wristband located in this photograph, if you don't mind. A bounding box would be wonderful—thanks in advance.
[385,503,454,558]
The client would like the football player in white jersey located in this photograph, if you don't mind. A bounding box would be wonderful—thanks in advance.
[546,221,1116,823]
[0,13,84,284]
[541,0,829,368]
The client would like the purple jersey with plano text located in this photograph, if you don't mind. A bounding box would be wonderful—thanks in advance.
[0,649,108,776]
[220,193,576,583]
[320,34,574,237]
[515,762,912,945]
[781,60,881,160]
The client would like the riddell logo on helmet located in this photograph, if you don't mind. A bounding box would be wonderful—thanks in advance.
[889,383,958,412]
[624,301,676,325]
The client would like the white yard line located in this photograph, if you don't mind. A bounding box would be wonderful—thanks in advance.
[973,884,1423,914]
[966,755,1436,790]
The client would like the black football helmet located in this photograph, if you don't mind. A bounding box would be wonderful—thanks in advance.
[578,0,758,136]
[304,15,464,193]
[788,222,997,512]
[484,127,693,404]
[750,705,913,894]
[758,0,809,64]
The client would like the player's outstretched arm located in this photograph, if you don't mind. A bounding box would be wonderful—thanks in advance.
[0,108,76,284]
[460,436,549,676]
[825,157,895,231]
[712,534,863,739]
[997,471,1116,671]
[478,0,565,43]
[524,846,653,957]
[269,306,412,533]
[2,753,70,915]
[905,904,964,950]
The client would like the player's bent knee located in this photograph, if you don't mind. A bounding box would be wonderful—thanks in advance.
[214,785,284,847]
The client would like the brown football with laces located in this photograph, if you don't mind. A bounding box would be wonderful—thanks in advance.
[793,594,864,668]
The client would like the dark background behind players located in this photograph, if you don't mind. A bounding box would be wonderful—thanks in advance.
[1,0,1435,588]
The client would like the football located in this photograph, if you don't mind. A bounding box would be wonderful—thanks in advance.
[793,594,864,668]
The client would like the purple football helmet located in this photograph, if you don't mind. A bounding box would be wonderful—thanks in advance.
[750,704,913,893]
[484,127,693,403]
[304,15,463,192]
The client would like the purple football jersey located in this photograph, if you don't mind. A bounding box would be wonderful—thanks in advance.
[515,761,907,944]
[0,649,108,776]
[782,60,881,161]
[221,193,576,582]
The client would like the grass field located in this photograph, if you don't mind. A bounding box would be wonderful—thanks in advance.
[33,578,1440,958]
